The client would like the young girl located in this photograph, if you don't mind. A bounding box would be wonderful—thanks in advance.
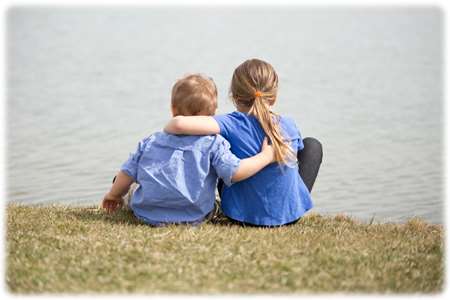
[165,59,323,227]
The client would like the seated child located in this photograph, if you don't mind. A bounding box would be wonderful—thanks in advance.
[101,74,274,226]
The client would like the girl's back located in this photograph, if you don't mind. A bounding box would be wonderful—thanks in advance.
[215,111,312,226]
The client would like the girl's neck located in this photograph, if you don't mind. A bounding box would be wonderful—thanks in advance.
[236,106,273,114]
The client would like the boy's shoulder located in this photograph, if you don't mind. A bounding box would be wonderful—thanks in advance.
[152,131,226,150]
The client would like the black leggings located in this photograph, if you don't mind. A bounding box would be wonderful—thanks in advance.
[297,137,323,193]
[219,137,323,227]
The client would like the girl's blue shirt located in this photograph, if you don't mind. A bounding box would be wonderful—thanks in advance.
[214,111,313,226]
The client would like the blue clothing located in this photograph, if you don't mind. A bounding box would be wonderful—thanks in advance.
[121,132,240,225]
[214,111,313,226]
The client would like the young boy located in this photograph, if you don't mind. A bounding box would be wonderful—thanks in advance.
[101,74,274,226]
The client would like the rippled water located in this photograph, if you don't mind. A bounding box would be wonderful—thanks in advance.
[7,6,443,223]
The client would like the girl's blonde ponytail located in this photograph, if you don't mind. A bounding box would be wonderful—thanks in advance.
[230,59,295,164]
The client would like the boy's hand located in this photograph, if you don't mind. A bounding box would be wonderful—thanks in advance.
[101,192,123,214]
[261,137,275,163]
[230,137,275,183]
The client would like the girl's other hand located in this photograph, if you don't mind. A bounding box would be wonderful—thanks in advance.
[261,137,275,163]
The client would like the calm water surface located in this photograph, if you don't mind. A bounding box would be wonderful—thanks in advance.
[8,7,443,223]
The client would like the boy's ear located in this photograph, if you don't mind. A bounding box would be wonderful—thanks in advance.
[171,105,178,117]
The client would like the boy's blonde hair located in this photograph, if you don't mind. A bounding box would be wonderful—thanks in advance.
[230,58,295,164]
[171,74,218,116]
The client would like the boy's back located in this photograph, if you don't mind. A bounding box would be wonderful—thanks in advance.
[121,132,239,225]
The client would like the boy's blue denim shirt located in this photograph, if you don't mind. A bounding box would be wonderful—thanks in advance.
[120,132,240,225]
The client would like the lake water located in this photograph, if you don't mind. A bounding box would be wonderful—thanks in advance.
[7,6,444,223]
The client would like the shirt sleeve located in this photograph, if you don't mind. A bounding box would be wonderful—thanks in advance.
[295,126,304,152]
[295,135,304,152]
[281,117,304,152]
[120,136,152,181]
[210,136,240,187]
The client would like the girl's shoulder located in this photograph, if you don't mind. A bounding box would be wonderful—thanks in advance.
[278,115,302,139]
[279,115,299,128]
[216,111,249,122]
[214,111,255,133]
[215,111,302,139]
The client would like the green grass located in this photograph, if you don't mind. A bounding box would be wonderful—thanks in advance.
[6,204,444,294]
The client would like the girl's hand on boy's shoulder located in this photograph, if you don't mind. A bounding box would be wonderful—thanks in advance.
[101,193,124,214]
[261,137,275,163]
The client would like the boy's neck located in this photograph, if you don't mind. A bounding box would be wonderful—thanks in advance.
[237,107,250,113]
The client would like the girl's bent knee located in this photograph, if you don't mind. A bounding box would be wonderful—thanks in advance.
[303,137,323,155]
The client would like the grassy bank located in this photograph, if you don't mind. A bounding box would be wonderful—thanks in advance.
[6,204,444,294]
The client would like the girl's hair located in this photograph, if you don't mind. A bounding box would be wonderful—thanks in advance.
[230,58,295,164]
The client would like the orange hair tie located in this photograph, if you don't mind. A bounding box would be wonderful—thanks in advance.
[254,91,262,97]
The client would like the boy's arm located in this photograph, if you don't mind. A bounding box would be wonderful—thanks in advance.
[231,138,274,182]
[164,116,220,135]
[102,171,134,213]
